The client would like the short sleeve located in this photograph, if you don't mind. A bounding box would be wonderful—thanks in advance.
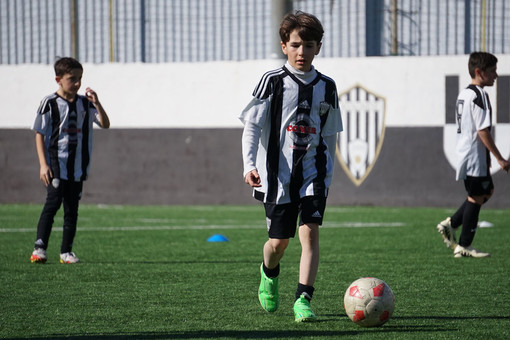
[472,93,491,131]
[321,107,342,137]
[32,98,51,135]
[239,97,271,128]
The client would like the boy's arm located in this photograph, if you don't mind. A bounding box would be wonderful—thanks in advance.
[242,121,262,187]
[35,133,52,186]
[85,87,110,128]
[478,128,510,172]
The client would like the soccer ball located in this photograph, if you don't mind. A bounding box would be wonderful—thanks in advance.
[343,277,395,327]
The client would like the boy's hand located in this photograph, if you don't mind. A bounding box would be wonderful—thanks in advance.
[40,165,53,187]
[245,169,261,187]
[85,87,99,104]
[498,159,510,173]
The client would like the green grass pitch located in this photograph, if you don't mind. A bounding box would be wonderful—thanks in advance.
[1,204,509,339]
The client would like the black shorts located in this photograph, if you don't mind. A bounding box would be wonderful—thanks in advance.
[263,196,327,239]
[464,176,494,197]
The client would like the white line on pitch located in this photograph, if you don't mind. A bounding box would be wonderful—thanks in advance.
[0,222,406,233]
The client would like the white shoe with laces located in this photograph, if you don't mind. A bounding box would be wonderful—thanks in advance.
[30,248,47,263]
[454,245,491,258]
[60,252,80,264]
[436,217,458,249]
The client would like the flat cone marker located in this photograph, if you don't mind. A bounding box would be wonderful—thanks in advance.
[207,234,229,242]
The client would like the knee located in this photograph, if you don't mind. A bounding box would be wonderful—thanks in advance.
[468,195,491,205]
[268,239,289,254]
[42,198,62,214]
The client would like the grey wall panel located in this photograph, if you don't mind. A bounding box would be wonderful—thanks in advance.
[1,128,509,208]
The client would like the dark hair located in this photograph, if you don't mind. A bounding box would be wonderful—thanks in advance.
[279,11,324,44]
[54,57,83,77]
[468,52,497,78]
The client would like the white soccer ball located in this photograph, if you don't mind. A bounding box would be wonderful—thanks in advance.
[344,277,395,327]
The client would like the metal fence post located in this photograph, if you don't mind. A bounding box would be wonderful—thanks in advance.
[71,0,79,60]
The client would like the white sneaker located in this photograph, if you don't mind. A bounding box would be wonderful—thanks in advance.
[30,248,47,263]
[60,252,80,264]
[454,245,491,258]
[436,217,457,249]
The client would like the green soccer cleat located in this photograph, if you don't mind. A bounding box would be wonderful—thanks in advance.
[258,263,279,312]
[294,294,317,322]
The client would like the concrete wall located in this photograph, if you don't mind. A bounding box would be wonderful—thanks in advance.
[1,56,510,207]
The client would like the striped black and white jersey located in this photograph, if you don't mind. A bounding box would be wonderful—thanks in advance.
[455,84,492,180]
[32,93,101,182]
[240,63,343,204]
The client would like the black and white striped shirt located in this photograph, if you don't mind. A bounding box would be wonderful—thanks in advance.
[455,84,493,180]
[240,63,343,204]
[32,93,101,181]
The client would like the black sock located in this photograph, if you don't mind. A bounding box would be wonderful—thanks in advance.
[450,200,468,229]
[459,201,481,247]
[296,283,314,301]
[263,263,280,278]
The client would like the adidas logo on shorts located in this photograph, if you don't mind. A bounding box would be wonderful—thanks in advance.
[312,211,322,218]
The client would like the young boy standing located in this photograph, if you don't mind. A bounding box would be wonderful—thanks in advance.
[30,57,110,264]
[240,12,342,321]
[437,52,509,257]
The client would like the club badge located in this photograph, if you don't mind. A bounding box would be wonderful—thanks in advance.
[336,85,386,186]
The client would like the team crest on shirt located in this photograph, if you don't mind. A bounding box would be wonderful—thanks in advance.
[336,85,386,186]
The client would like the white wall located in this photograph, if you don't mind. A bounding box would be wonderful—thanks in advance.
[1,55,509,129]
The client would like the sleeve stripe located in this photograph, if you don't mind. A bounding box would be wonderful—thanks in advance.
[253,68,285,99]
[36,93,57,115]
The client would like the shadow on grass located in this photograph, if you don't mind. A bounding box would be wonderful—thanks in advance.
[2,321,463,340]
[24,260,261,266]
[5,316,508,339]
[392,315,510,321]
[322,313,510,321]
[2,327,450,340]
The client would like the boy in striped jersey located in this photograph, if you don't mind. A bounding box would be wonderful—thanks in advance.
[240,11,343,322]
[437,52,509,258]
[30,57,110,264]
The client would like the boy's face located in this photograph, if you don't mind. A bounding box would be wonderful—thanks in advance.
[55,69,83,98]
[477,65,498,87]
[281,29,321,72]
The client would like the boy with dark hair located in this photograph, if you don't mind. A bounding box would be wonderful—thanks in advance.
[30,57,110,264]
[240,11,342,321]
[437,52,509,257]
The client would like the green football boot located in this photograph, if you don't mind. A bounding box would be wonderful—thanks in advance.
[294,294,317,322]
[258,263,279,312]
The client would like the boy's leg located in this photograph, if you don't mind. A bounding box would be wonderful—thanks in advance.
[60,181,83,254]
[450,200,467,228]
[296,196,325,293]
[259,203,296,313]
[436,200,466,249]
[262,202,297,271]
[458,199,481,248]
[258,239,289,312]
[259,239,288,313]
[34,181,63,250]
[293,196,325,322]
[263,238,288,279]
[454,176,493,257]
[293,223,319,322]
[297,223,319,289]
[453,198,490,257]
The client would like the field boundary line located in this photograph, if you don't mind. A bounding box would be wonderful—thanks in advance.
[0,222,406,233]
